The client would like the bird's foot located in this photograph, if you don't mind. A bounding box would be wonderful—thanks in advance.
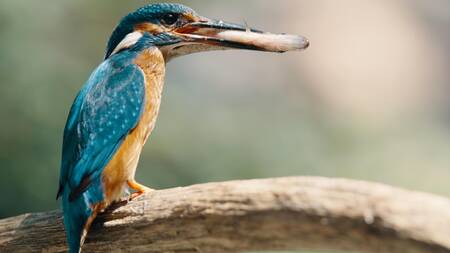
[127,180,155,201]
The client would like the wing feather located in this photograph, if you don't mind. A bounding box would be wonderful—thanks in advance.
[57,55,145,201]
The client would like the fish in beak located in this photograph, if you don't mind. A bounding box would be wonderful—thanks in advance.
[163,18,309,59]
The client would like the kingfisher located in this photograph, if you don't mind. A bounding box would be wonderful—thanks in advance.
[56,3,309,252]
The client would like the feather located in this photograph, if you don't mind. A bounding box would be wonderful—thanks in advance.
[58,50,146,252]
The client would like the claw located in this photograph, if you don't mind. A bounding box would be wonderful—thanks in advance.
[127,180,155,201]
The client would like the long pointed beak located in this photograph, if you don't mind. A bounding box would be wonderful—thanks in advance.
[173,18,309,53]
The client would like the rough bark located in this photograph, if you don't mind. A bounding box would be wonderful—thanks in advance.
[0,177,449,253]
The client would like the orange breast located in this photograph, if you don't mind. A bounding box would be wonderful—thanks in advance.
[102,48,166,205]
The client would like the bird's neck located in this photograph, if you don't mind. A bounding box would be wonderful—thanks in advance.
[133,47,166,141]
[134,47,166,81]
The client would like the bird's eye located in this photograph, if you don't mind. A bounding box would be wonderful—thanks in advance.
[161,13,179,26]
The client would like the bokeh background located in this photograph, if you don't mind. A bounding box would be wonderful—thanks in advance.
[0,0,449,252]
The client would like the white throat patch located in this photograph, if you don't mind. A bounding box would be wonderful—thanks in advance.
[110,31,143,57]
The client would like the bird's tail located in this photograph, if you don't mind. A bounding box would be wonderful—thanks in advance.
[62,183,102,253]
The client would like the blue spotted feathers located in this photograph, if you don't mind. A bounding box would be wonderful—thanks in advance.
[58,50,146,252]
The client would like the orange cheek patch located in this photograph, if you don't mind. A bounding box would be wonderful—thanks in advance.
[174,26,199,35]
[183,12,200,22]
[135,23,166,34]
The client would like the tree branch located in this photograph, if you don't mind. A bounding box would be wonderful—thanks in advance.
[1,177,449,253]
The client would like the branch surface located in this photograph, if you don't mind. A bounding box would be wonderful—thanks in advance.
[0,177,449,253]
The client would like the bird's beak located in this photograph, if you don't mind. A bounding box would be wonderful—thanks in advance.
[164,18,309,59]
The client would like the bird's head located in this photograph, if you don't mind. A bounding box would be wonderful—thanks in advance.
[105,3,309,61]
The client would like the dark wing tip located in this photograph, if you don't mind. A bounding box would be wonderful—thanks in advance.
[69,175,92,202]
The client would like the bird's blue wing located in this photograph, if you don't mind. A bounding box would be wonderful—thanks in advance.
[57,55,145,201]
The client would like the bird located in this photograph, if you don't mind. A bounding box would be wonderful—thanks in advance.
[56,3,309,253]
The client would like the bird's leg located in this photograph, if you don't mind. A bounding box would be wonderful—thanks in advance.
[80,203,106,248]
[127,180,155,201]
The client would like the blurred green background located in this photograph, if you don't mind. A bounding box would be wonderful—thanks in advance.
[0,0,449,251]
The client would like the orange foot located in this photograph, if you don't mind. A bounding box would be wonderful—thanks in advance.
[127,180,155,201]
